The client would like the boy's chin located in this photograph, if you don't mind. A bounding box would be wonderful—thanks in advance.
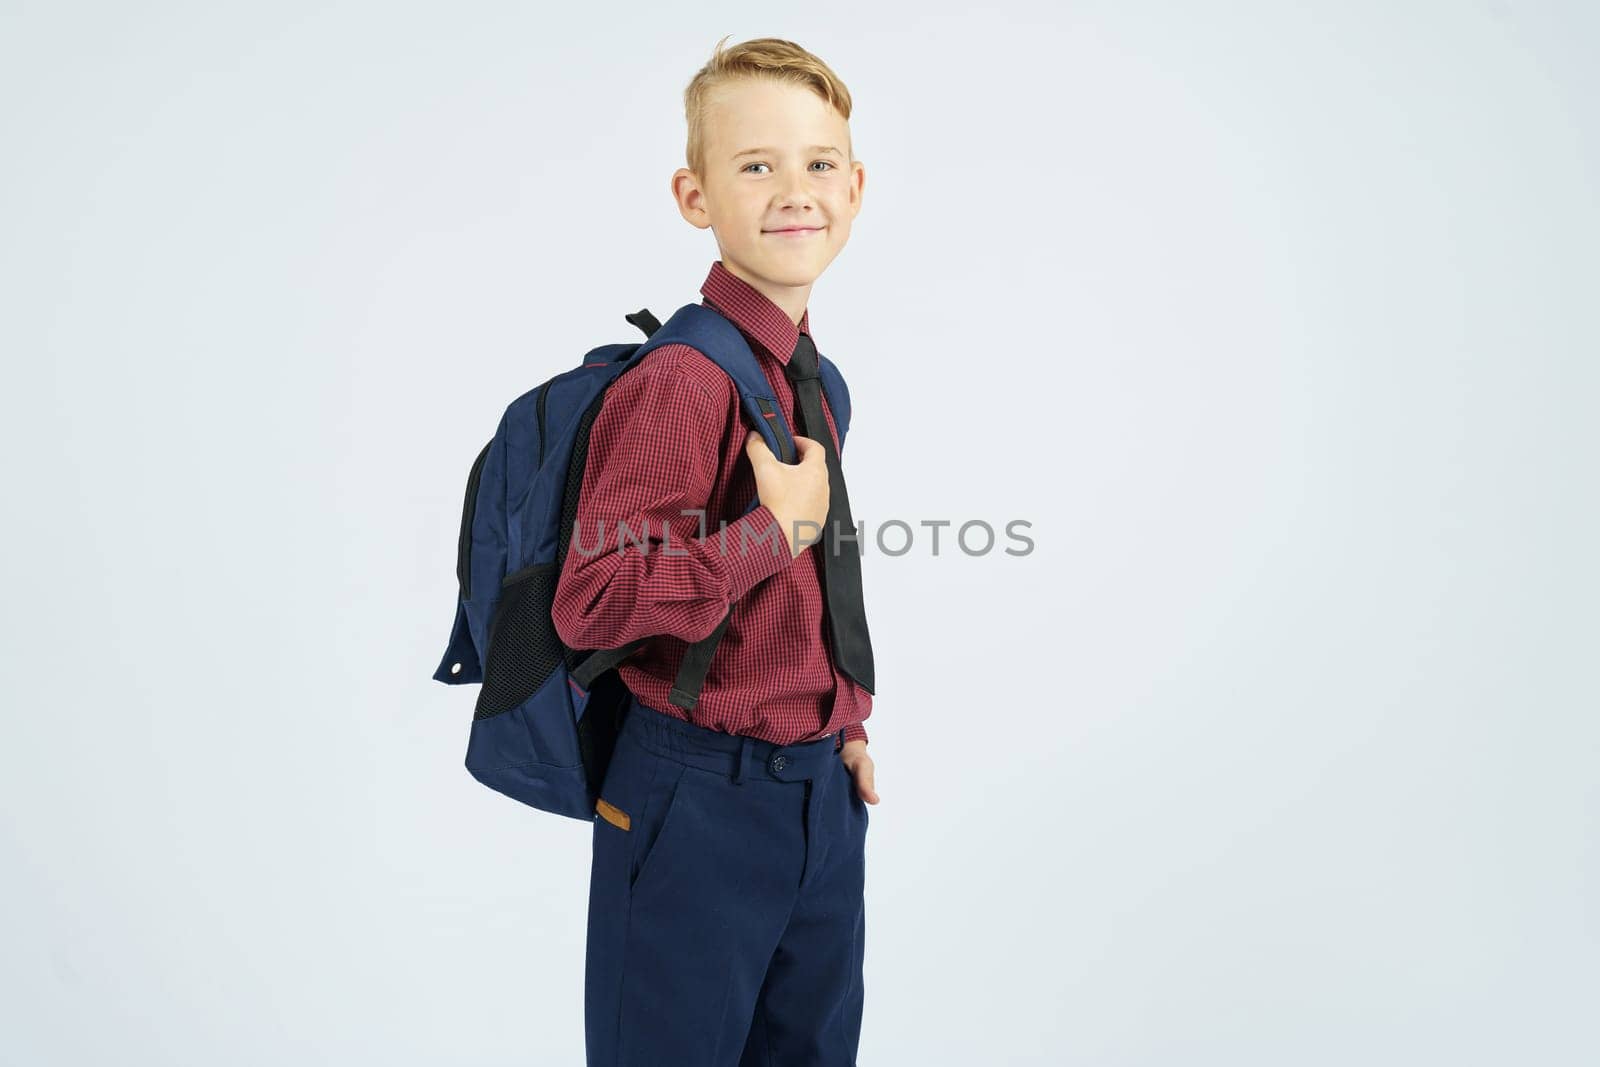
[763,265,824,286]
[736,252,830,287]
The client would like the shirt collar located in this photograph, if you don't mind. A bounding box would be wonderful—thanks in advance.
[700,258,811,366]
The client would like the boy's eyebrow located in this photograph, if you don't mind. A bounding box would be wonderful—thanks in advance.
[731,144,844,160]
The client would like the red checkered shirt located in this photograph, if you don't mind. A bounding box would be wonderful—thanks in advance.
[551,259,872,746]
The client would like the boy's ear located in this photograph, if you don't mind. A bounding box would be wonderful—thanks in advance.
[672,168,713,230]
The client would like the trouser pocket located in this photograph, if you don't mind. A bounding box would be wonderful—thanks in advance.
[591,731,690,895]
[627,754,690,894]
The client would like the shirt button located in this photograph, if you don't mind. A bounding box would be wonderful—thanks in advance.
[771,754,788,773]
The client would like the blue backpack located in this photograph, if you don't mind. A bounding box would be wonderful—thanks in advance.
[432,302,854,821]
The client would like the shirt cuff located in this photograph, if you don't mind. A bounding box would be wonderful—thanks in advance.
[710,505,792,603]
[843,722,868,746]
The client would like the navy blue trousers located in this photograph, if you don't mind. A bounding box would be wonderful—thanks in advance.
[585,693,868,1066]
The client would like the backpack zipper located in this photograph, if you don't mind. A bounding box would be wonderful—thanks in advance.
[458,439,492,600]
[536,383,549,469]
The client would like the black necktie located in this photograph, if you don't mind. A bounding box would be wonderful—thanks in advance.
[784,331,875,695]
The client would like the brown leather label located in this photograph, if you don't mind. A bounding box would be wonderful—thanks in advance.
[596,797,631,831]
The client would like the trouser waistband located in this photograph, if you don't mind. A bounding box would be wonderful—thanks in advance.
[622,695,844,785]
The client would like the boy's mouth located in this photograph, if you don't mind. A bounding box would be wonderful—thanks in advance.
[764,225,825,238]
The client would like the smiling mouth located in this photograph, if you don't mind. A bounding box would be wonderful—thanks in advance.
[764,226,824,235]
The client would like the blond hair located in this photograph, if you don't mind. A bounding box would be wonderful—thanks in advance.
[683,36,854,178]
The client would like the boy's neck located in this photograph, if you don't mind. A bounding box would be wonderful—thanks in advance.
[718,257,812,328]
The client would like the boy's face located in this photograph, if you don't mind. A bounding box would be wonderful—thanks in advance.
[674,78,864,302]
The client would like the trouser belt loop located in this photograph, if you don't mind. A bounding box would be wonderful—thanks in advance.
[732,735,750,785]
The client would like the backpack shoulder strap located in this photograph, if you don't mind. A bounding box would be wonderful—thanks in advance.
[652,302,853,502]
[637,304,801,478]
[816,354,851,443]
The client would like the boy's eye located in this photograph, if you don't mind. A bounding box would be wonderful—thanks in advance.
[741,161,837,174]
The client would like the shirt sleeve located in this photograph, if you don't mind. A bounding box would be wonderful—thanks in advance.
[843,722,868,746]
[552,350,794,649]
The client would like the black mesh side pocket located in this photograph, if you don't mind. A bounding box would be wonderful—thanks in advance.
[474,562,564,720]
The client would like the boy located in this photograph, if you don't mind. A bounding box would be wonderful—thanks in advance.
[550,35,878,1067]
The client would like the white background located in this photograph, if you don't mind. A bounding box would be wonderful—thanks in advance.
[3,2,1596,1063]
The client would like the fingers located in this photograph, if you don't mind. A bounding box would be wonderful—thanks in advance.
[852,758,879,805]
[791,435,826,465]
[750,431,825,467]
[745,430,775,465]
[840,743,878,803]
